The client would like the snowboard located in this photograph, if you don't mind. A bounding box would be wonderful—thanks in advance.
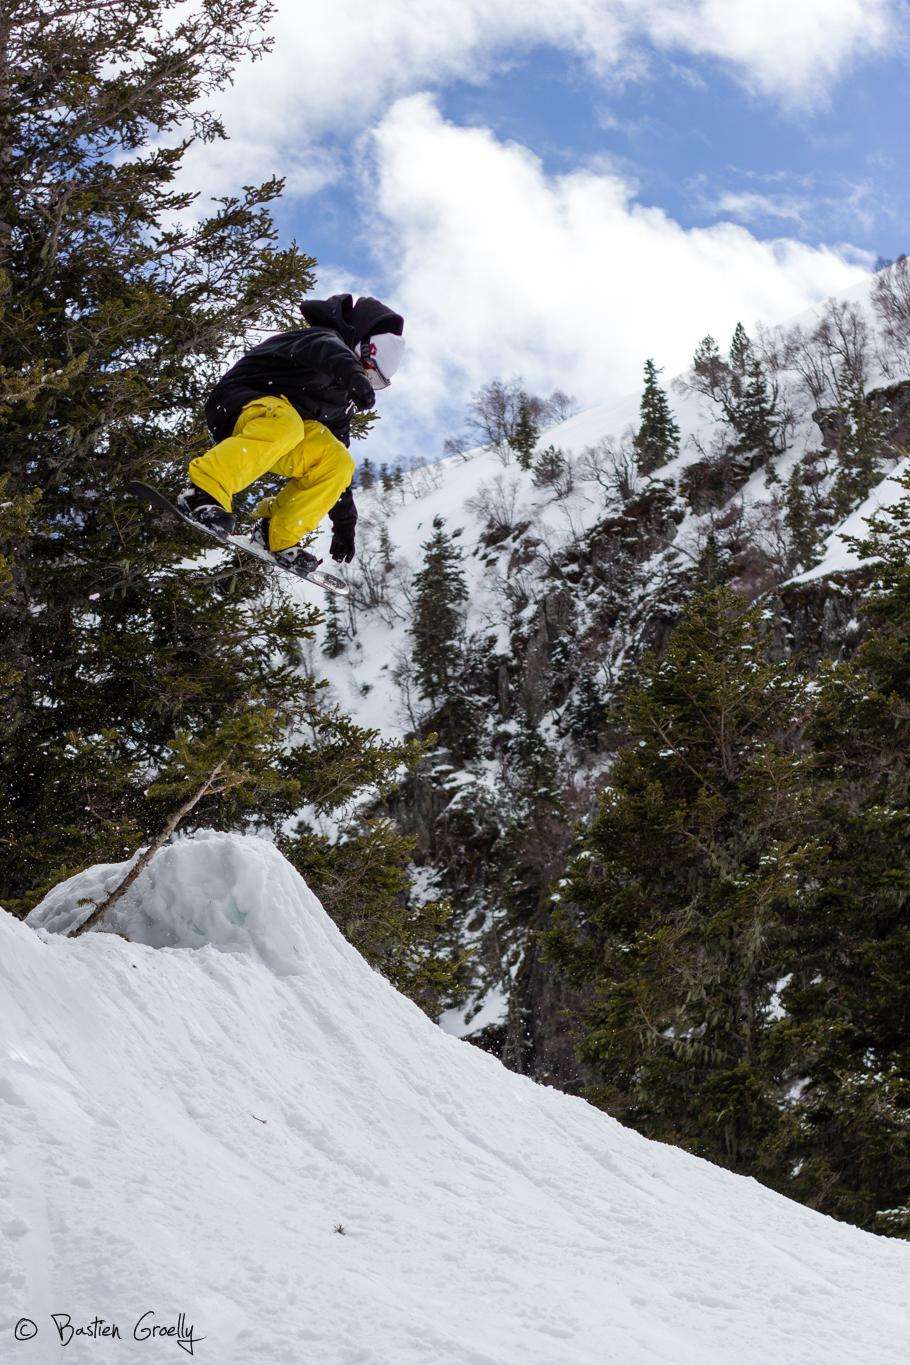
[128,482,351,597]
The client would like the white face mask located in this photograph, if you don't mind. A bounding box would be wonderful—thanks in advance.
[363,332,406,390]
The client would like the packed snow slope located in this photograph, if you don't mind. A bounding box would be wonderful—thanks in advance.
[2,833,907,1363]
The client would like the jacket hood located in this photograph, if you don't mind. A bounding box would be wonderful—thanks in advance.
[299,294,356,347]
[351,296,404,345]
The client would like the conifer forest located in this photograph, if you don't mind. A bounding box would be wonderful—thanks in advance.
[328,293,910,1240]
[5,0,910,1258]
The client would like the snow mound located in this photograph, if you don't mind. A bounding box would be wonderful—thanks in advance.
[26,831,320,975]
[3,833,908,1363]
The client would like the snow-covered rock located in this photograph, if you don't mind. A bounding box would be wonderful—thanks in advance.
[2,832,907,1362]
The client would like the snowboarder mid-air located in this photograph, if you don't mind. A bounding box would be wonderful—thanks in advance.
[175,293,405,573]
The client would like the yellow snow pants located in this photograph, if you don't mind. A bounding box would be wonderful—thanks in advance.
[188,396,355,551]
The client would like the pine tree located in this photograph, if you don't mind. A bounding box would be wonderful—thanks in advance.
[0,474,40,701]
[739,361,780,461]
[830,395,887,518]
[0,0,438,968]
[379,524,395,571]
[412,518,468,706]
[689,327,783,470]
[410,518,480,760]
[691,335,728,405]
[727,324,783,466]
[784,463,821,571]
[0,1,299,902]
[728,320,752,378]
[322,592,346,658]
[493,717,577,1072]
[511,398,540,471]
[694,529,737,588]
[542,587,812,1173]
[0,0,322,906]
[633,359,680,475]
[494,718,572,928]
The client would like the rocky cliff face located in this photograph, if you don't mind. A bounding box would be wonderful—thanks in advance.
[457,539,878,1086]
[360,468,893,1086]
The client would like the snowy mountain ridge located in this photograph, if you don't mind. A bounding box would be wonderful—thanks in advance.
[289,265,910,1051]
[3,832,908,1363]
[307,268,910,739]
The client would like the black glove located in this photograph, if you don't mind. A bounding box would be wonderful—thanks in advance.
[348,370,376,411]
[330,522,356,563]
[329,486,357,563]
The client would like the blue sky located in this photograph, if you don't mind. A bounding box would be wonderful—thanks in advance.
[441,46,909,256]
[283,42,909,274]
[191,0,909,463]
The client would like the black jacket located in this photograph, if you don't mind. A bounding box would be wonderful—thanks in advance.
[205,295,375,448]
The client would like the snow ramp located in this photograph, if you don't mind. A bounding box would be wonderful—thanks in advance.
[2,832,906,1363]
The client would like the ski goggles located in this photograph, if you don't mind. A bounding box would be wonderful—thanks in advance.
[361,332,406,390]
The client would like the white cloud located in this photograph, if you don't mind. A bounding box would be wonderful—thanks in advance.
[190,0,901,195]
[171,2,898,461]
[709,191,810,223]
[692,177,887,238]
[645,0,897,104]
[362,96,869,457]
[267,0,898,119]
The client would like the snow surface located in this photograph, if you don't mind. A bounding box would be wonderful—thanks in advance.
[3,832,908,1362]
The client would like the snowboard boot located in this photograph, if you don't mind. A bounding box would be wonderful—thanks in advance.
[176,486,236,537]
[250,519,321,574]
